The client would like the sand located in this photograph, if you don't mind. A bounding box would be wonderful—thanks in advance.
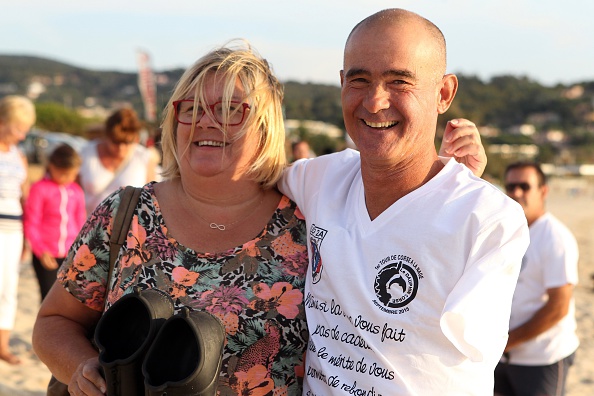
[0,177,593,395]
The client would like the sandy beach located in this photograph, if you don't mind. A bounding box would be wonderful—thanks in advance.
[1,177,593,395]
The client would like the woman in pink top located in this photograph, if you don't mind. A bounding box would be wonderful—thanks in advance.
[24,144,86,300]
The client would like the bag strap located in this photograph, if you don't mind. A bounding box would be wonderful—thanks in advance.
[46,187,143,395]
[107,186,142,288]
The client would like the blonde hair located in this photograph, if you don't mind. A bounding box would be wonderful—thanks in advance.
[160,40,286,188]
[0,95,36,127]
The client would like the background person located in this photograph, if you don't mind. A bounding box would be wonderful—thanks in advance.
[291,139,314,161]
[33,42,309,395]
[494,161,579,396]
[78,107,157,214]
[0,94,36,365]
[279,8,529,395]
[24,143,86,301]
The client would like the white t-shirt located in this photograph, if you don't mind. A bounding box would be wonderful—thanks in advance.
[0,145,26,217]
[279,149,530,396]
[0,145,26,233]
[79,140,152,214]
[507,212,579,365]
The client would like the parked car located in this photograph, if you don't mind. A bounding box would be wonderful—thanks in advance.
[19,129,88,164]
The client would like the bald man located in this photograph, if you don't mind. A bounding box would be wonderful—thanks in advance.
[279,8,529,394]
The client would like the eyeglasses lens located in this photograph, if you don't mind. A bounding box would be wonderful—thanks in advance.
[175,101,247,126]
[505,182,531,193]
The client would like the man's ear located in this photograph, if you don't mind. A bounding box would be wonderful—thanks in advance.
[541,184,550,199]
[437,74,458,114]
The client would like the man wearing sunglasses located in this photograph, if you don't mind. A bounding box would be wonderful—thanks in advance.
[495,161,579,396]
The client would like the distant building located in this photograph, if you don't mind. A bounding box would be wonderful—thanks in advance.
[478,125,500,138]
[526,112,561,126]
[27,81,46,99]
[542,164,594,177]
[562,85,584,100]
[488,144,539,159]
[578,164,594,176]
[285,119,343,139]
[507,124,536,136]
[544,130,567,143]
[76,105,111,120]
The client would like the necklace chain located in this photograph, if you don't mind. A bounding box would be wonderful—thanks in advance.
[195,194,264,231]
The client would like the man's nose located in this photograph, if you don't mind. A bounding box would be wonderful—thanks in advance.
[364,83,391,113]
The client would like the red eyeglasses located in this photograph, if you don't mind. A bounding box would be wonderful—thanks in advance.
[173,100,250,126]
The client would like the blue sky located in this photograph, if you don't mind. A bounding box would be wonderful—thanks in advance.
[2,0,592,87]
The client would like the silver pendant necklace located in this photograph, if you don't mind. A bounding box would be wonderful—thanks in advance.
[196,194,264,231]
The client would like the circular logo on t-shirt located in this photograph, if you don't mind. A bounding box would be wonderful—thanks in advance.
[374,260,419,309]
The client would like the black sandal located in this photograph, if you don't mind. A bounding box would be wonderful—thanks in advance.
[95,286,174,396]
[142,307,226,396]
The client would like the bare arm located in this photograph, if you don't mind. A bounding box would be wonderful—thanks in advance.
[20,152,30,259]
[505,284,573,352]
[33,283,106,395]
[439,118,487,178]
[19,151,30,203]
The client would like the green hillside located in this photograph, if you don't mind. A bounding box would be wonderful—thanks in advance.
[2,54,594,173]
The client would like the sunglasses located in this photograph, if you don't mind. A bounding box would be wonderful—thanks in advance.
[504,182,532,193]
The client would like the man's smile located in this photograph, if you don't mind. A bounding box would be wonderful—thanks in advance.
[363,119,399,129]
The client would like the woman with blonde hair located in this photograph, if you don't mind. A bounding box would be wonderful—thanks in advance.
[34,42,309,395]
[0,95,36,364]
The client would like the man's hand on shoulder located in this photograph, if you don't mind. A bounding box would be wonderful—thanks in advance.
[439,119,487,178]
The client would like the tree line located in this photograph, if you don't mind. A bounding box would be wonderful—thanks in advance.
[1,55,594,178]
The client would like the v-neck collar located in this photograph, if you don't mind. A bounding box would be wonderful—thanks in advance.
[356,157,456,235]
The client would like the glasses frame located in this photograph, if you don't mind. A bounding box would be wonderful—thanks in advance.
[172,100,250,127]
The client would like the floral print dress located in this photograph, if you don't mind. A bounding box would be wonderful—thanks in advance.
[58,182,309,395]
